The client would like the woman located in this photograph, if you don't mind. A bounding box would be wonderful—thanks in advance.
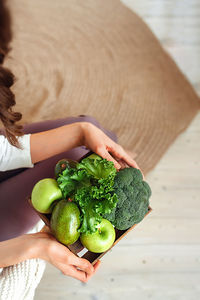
[0,0,138,283]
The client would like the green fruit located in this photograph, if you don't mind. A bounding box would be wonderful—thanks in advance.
[55,159,77,179]
[31,178,62,213]
[80,219,116,253]
[50,200,81,245]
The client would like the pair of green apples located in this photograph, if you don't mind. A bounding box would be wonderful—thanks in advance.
[31,178,115,253]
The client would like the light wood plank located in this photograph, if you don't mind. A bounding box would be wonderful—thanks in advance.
[120,217,200,245]
[122,0,200,96]
[35,264,200,300]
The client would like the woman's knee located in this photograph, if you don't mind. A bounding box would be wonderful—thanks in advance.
[22,115,100,134]
[23,114,117,143]
[78,115,100,127]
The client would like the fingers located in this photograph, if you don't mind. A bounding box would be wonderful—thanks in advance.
[96,144,137,171]
[118,149,145,178]
[86,260,101,280]
[106,144,145,179]
[106,145,138,169]
[126,150,137,160]
[70,255,94,276]
[107,144,141,171]
[62,259,101,283]
[94,141,145,178]
[111,146,139,169]
[93,260,101,272]
[121,151,139,169]
[97,147,121,170]
[116,159,128,169]
[64,264,88,282]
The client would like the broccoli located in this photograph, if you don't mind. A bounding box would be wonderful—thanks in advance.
[103,167,151,230]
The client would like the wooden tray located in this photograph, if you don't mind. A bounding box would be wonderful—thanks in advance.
[28,198,152,265]
[28,151,152,265]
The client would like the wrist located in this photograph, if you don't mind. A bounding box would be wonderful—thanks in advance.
[79,121,93,147]
[27,232,52,261]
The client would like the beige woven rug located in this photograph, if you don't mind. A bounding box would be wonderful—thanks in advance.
[5,0,200,174]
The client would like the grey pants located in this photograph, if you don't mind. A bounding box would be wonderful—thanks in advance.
[0,115,117,241]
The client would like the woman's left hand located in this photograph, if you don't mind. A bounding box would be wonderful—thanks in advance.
[82,122,139,170]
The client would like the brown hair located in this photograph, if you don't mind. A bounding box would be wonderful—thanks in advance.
[0,0,23,147]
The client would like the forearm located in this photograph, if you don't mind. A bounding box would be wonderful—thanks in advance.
[30,122,86,164]
[0,234,38,268]
[0,231,98,281]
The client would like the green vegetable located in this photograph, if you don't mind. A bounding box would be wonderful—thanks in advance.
[77,154,116,180]
[75,187,102,234]
[57,167,91,198]
[103,167,151,230]
[57,154,118,235]
[55,159,77,179]
[74,184,118,234]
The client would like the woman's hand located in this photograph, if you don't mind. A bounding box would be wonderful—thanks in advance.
[30,121,139,172]
[0,231,100,283]
[82,122,139,170]
[33,231,100,282]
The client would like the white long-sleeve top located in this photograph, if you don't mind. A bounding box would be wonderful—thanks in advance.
[0,134,34,171]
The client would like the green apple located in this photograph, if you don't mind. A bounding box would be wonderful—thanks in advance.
[31,178,62,213]
[80,219,116,253]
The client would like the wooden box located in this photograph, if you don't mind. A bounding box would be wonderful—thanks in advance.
[28,151,152,265]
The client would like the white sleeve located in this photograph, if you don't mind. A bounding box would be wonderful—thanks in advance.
[0,134,34,171]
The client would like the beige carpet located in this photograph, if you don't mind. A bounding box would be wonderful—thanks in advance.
[5,0,200,174]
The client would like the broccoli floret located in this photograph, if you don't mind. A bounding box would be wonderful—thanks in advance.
[103,206,116,223]
[103,167,151,230]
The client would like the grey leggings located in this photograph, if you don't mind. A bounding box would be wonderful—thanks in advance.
[0,115,117,242]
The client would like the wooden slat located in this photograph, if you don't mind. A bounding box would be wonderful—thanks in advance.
[35,262,200,300]
[29,196,152,263]
[116,217,200,245]
[122,0,200,97]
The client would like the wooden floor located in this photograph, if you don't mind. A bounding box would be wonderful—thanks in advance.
[35,1,200,299]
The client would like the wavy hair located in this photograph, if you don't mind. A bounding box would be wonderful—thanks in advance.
[0,0,23,147]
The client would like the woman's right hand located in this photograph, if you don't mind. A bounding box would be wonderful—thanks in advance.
[32,231,101,282]
[0,231,100,283]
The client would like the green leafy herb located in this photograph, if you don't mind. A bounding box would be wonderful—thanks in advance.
[77,154,117,180]
[57,168,90,198]
[57,154,118,234]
